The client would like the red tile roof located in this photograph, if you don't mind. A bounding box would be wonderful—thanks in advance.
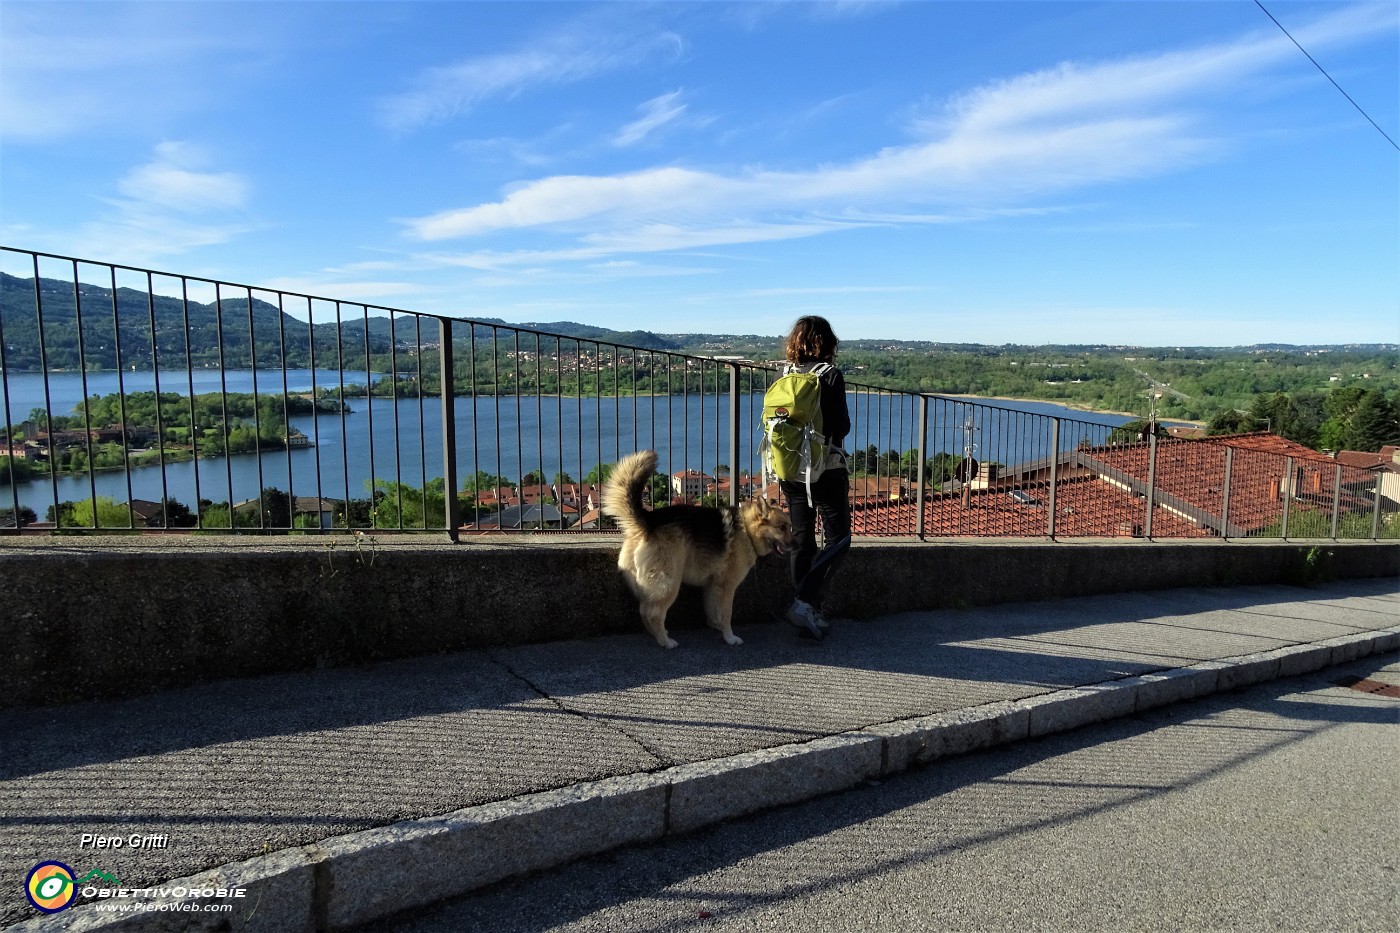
[1335,448,1400,472]
[850,476,1213,538]
[1076,434,1374,535]
[1202,431,1336,463]
[843,432,1379,539]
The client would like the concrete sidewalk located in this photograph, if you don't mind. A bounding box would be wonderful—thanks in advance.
[4,578,1397,932]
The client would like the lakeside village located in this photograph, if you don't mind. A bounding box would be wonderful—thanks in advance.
[3,380,1398,537]
[3,387,345,472]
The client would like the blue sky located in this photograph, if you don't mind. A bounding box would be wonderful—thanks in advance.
[1,1,1396,346]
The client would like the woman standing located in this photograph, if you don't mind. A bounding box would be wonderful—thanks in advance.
[778,316,851,640]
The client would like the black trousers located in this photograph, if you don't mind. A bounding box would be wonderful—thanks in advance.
[779,467,851,608]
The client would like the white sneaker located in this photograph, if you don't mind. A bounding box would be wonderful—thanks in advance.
[785,599,825,640]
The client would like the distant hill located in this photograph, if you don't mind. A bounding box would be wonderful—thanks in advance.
[500,320,681,351]
[0,273,398,371]
[2,274,1394,381]
[0,275,689,371]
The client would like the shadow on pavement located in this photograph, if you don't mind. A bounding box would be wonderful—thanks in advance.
[352,653,1400,933]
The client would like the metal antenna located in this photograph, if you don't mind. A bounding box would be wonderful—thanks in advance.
[960,415,978,509]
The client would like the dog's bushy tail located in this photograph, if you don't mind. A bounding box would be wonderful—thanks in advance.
[603,450,657,538]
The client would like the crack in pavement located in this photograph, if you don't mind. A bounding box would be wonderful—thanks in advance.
[480,648,674,766]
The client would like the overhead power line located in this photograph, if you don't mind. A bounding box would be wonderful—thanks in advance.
[1253,0,1399,152]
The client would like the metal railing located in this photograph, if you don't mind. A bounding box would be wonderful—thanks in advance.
[1,247,1395,540]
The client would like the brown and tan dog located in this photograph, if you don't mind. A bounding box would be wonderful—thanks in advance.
[604,450,793,648]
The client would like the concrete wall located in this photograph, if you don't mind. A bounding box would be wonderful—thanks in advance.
[1,535,1395,709]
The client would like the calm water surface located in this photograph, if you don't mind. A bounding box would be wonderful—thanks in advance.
[2,370,1145,514]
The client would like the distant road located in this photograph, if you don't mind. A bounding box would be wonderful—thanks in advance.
[358,656,1400,933]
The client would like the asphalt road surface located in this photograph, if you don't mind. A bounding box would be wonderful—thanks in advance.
[355,654,1399,933]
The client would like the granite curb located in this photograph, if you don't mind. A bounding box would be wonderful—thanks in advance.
[14,624,1398,933]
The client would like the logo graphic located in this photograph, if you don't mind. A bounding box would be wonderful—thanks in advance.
[77,869,122,886]
[25,862,77,914]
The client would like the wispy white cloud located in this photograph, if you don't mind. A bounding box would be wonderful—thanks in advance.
[453,127,577,168]
[740,285,920,297]
[719,0,891,32]
[378,20,683,133]
[50,143,258,265]
[417,218,853,272]
[256,277,433,303]
[115,142,249,213]
[407,167,734,240]
[579,220,861,253]
[614,90,688,146]
[400,3,1396,269]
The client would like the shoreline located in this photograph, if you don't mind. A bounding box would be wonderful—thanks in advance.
[940,392,1206,427]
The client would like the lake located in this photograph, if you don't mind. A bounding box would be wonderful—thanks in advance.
[2,369,1148,515]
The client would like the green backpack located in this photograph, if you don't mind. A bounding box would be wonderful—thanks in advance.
[761,363,832,504]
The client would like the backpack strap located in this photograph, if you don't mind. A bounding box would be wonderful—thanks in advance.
[806,362,835,494]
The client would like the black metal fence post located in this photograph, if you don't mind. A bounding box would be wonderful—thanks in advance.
[915,395,928,539]
[1281,456,1294,539]
[1047,417,1060,539]
[1221,447,1234,539]
[1144,432,1158,539]
[727,362,740,506]
[1371,475,1384,540]
[1330,463,1342,539]
[439,318,459,541]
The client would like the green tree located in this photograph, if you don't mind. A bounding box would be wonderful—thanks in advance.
[372,478,446,529]
[256,487,292,529]
[198,500,230,529]
[335,497,377,529]
[1346,390,1400,451]
[71,448,92,473]
[46,501,76,525]
[850,445,880,475]
[1318,386,1367,450]
[70,496,137,529]
[93,441,127,470]
[141,498,197,529]
[1207,409,1253,436]
[926,452,961,487]
[898,450,923,483]
[464,470,512,495]
[1243,391,1323,448]
[0,506,37,527]
[0,455,45,482]
[648,471,672,506]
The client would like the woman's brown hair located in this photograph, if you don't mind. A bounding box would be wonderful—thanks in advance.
[784,316,839,364]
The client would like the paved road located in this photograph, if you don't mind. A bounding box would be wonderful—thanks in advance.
[357,655,1400,933]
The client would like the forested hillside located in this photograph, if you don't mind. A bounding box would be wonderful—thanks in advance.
[833,344,1398,425]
